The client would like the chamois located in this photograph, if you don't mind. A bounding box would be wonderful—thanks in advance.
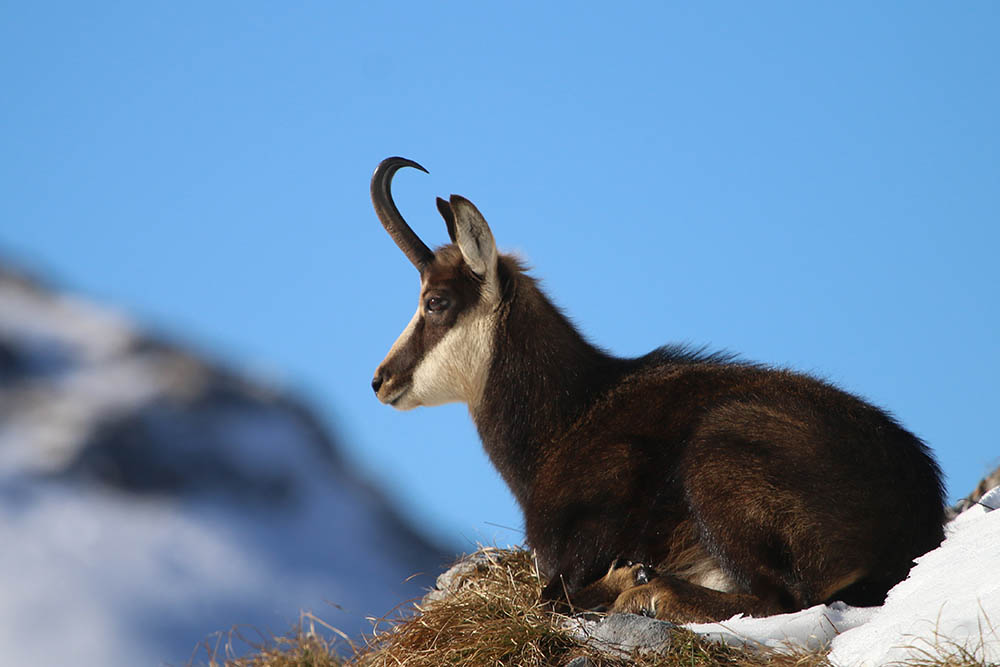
[369,156,946,622]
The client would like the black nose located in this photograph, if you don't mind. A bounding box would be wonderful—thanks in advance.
[371,374,383,393]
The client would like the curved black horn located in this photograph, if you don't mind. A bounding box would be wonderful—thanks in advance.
[371,157,434,271]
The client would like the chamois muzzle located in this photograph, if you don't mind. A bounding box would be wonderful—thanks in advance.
[371,157,434,271]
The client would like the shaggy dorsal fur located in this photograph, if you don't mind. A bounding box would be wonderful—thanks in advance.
[369,157,946,621]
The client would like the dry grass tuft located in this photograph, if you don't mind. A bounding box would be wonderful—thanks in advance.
[352,547,586,666]
[200,612,347,667]
[349,547,828,667]
[902,607,999,667]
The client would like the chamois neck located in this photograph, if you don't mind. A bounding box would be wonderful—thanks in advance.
[471,260,623,506]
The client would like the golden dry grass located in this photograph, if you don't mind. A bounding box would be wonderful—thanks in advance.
[198,611,351,666]
[902,615,999,667]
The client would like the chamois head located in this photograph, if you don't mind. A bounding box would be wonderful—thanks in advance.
[370,157,501,411]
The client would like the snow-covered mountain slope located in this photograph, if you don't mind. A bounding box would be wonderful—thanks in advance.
[0,262,455,665]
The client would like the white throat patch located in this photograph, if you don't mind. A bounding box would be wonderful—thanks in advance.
[410,299,497,410]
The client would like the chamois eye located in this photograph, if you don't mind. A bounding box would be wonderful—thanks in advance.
[426,296,450,313]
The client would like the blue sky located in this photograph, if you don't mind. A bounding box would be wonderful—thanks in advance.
[2,2,998,550]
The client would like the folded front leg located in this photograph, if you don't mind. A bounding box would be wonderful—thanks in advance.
[612,574,787,623]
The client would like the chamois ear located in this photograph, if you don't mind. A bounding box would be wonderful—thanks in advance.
[449,195,498,281]
[436,197,458,243]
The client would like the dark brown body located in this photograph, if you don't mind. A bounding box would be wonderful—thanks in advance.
[369,158,946,622]
[474,254,945,620]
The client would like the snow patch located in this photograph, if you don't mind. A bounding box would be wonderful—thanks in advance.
[685,602,877,654]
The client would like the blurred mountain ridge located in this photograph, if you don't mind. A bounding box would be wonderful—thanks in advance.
[0,257,455,665]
